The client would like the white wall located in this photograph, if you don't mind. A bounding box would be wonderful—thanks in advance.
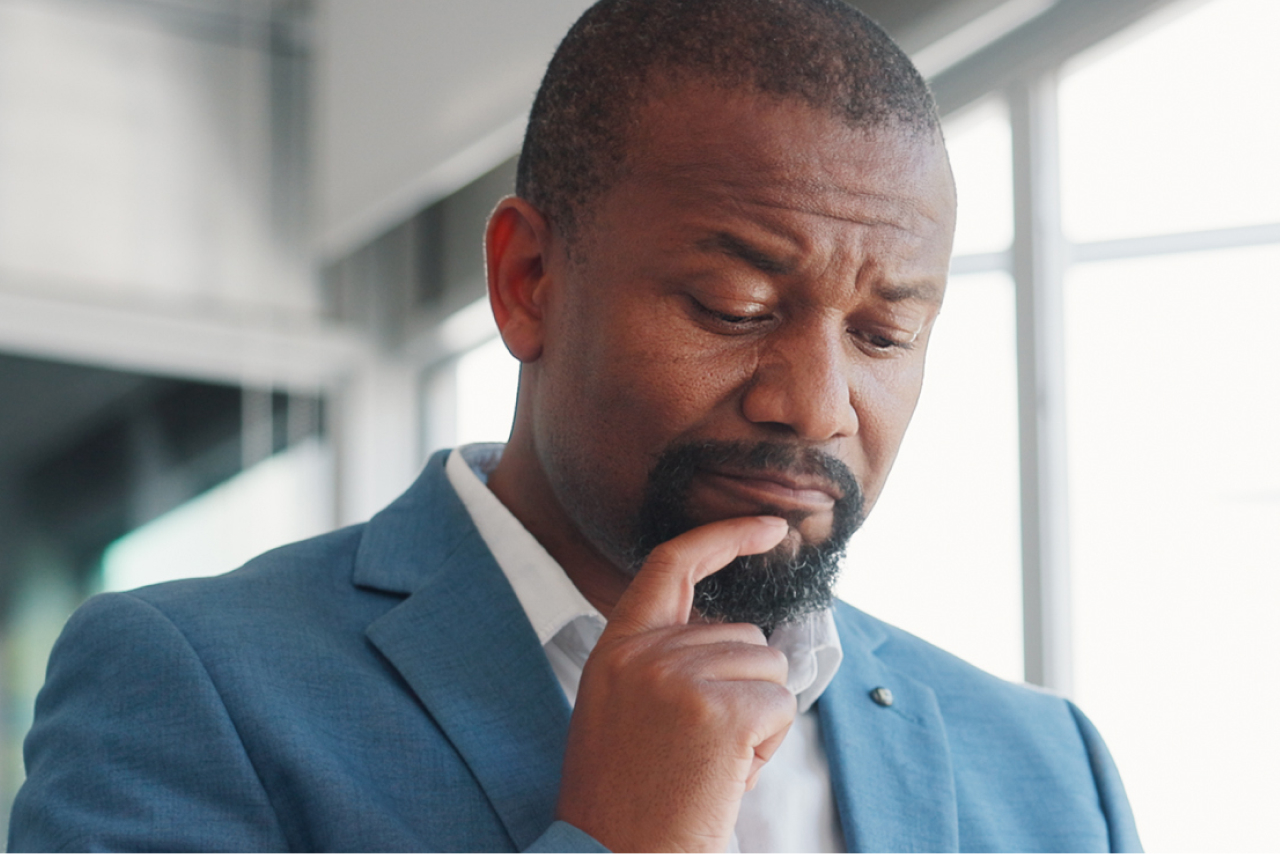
[314,0,593,260]
[0,0,314,319]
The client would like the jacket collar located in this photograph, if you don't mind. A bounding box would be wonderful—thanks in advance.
[819,602,960,852]
[354,453,961,852]
[356,451,571,851]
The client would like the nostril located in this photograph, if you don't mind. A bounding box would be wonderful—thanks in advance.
[740,367,856,442]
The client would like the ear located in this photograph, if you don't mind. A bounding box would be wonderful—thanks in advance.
[485,196,556,363]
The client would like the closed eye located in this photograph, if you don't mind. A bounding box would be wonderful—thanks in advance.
[853,329,915,353]
[690,297,772,331]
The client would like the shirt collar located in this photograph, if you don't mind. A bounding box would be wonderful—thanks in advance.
[771,609,843,714]
[445,443,843,714]
[446,444,601,645]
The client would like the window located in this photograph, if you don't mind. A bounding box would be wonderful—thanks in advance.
[1059,3,1280,847]
[839,100,1021,681]
[421,3,1280,848]
[1060,0,1280,242]
[455,335,520,447]
[1065,247,1280,851]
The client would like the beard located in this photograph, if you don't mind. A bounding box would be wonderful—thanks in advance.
[627,439,865,635]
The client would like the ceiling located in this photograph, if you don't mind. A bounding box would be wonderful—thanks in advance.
[0,0,1040,493]
[0,0,1054,551]
[313,0,1033,259]
[854,0,1019,52]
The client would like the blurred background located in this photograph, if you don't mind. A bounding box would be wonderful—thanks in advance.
[0,0,1276,848]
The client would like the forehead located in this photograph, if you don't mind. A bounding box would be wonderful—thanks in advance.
[589,83,956,250]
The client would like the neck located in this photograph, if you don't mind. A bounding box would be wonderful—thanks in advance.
[486,427,631,619]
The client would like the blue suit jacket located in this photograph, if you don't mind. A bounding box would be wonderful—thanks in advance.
[9,451,1141,852]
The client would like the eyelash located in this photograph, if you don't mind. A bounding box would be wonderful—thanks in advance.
[692,299,769,329]
[692,298,913,352]
[713,310,760,325]
[857,331,913,352]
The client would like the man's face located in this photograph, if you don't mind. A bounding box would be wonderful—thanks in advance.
[527,82,956,610]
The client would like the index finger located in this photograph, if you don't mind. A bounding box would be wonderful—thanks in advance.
[604,516,789,637]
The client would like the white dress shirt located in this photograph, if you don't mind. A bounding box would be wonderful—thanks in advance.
[447,444,845,853]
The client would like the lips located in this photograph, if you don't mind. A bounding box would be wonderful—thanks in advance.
[633,440,864,557]
[696,467,841,514]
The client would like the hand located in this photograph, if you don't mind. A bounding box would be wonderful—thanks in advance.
[556,516,796,852]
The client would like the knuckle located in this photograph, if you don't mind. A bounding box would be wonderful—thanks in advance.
[610,637,691,689]
[752,680,796,715]
[644,539,685,568]
[639,652,682,687]
[681,686,727,728]
[591,638,646,683]
[773,683,799,715]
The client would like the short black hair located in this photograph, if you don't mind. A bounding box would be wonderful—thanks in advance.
[517,0,939,240]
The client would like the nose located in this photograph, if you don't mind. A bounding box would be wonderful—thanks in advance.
[740,325,858,441]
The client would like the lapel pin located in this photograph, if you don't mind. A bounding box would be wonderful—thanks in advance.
[870,686,894,707]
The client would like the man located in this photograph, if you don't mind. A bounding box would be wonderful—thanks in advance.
[9,0,1140,851]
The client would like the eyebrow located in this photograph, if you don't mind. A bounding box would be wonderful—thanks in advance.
[875,282,944,305]
[696,232,795,275]
[697,230,945,304]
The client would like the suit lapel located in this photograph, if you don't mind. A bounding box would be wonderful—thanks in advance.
[820,605,959,852]
[355,456,962,851]
[356,453,572,851]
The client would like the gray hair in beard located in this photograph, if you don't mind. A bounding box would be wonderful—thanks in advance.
[628,440,865,635]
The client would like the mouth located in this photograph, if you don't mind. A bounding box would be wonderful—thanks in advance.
[695,467,841,515]
[630,439,866,573]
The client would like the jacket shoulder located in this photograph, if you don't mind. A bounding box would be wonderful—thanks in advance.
[9,587,289,851]
[832,600,1142,852]
[833,599,1058,710]
[130,523,367,606]
[120,523,413,645]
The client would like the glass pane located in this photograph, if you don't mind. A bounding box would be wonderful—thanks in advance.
[100,438,334,591]
[455,335,520,445]
[1060,0,1280,243]
[840,271,1022,682]
[944,98,1014,258]
[1066,245,1280,852]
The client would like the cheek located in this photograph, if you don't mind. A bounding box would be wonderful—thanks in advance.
[530,301,756,556]
[590,341,744,450]
[563,303,753,444]
[853,356,928,503]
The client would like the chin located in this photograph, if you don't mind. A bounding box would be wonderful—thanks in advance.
[770,525,807,559]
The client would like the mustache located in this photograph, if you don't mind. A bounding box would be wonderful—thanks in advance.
[649,438,860,500]
[630,438,866,633]
[636,439,864,540]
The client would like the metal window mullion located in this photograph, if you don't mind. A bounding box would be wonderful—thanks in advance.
[1010,73,1073,695]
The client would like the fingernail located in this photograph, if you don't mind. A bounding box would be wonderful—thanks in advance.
[760,516,788,528]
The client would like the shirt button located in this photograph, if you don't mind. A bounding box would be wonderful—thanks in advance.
[870,686,894,707]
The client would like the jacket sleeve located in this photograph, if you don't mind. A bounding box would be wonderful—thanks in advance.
[1067,700,1143,853]
[7,592,288,853]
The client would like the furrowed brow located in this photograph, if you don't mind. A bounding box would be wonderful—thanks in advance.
[875,281,943,305]
[697,232,795,275]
